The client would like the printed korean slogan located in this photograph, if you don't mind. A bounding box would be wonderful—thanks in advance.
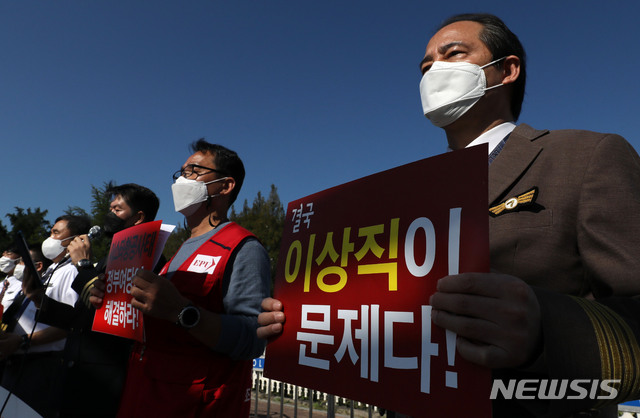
[92,220,162,341]
[265,146,491,417]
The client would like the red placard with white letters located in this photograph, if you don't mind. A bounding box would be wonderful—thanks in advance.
[92,220,161,341]
[265,146,491,417]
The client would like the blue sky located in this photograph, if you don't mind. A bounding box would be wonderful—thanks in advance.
[1,0,639,231]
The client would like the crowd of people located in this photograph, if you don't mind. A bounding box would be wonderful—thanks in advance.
[0,11,639,418]
[0,141,271,417]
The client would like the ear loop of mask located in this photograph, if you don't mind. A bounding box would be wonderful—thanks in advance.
[481,56,507,92]
[204,177,228,204]
[204,177,228,223]
[205,177,229,228]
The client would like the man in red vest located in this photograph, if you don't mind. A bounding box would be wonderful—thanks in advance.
[92,140,271,417]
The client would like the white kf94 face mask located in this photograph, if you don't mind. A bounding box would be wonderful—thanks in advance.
[171,176,228,217]
[13,263,25,281]
[0,256,19,274]
[41,236,75,261]
[419,57,506,127]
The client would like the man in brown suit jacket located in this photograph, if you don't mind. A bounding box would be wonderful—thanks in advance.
[258,13,640,418]
[485,124,640,417]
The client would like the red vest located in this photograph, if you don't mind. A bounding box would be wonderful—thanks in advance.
[117,223,256,418]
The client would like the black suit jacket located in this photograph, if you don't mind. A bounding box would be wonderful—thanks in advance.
[38,254,167,417]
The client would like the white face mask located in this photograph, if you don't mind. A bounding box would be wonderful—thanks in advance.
[171,176,227,217]
[419,57,506,127]
[13,263,25,281]
[0,256,19,274]
[41,236,74,261]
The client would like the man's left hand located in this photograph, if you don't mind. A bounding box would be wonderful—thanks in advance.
[130,269,189,322]
[429,272,541,369]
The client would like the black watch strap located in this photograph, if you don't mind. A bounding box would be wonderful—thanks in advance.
[76,259,92,269]
[176,304,200,329]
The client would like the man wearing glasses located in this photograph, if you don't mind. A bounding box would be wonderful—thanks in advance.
[92,139,270,417]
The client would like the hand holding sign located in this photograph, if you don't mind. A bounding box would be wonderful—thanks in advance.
[131,269,189,322]
[257,297,285,340]
[430,272,542,369]
[265,146,492,417]
[92,220,163,341]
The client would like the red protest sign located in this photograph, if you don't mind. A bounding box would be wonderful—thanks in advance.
[265,146,491,417]
[92,220,161,341]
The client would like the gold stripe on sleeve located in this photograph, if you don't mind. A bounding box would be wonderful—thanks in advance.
[81,276,101,308]
[572,297,640,406]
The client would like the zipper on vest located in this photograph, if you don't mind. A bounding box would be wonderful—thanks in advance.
[138,344,146,361]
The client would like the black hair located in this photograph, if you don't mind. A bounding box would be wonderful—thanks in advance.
[106,182,160,222]
[29,245,52,271]
[55,215,91,236]
[4,246,19,255]
[439,13,527,120]
[190,139,245,205]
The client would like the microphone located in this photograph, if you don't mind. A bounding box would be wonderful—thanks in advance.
[87,225,102,241]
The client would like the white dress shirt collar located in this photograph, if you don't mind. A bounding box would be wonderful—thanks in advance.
[447,122,517,155]
[466,122,516,155]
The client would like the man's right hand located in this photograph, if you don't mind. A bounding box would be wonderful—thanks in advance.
[257,297,285,340]
[67,235,92,265]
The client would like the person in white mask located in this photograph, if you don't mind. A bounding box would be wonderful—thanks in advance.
[257,13,640,418]
[1,246,50,328]
[90,139,270,417]
[0,248,23,317]
[21,183,160,418]
[0,249,20,278]
[0,215,90,418]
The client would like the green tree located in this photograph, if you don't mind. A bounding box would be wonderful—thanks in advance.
[62,181,118,261]
[230,184,285,286]
[5,207,51,247]
[64,206,90,218]
[85,181,191,262]
[89,182,114,228]
[0,221,11,253]
[163,224,191,260]
[85,182,116,260]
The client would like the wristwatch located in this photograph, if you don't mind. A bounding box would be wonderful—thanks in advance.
[76,259,92,269]
[176,303,201,329]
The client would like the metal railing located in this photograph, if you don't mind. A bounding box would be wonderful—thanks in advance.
[250,368,640,417]
[251,370,380,418]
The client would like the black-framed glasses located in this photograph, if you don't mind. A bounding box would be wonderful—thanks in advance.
[172,164,227,181]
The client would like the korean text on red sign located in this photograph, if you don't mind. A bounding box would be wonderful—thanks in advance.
[92,220,162,341]
[265,146,492,418]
